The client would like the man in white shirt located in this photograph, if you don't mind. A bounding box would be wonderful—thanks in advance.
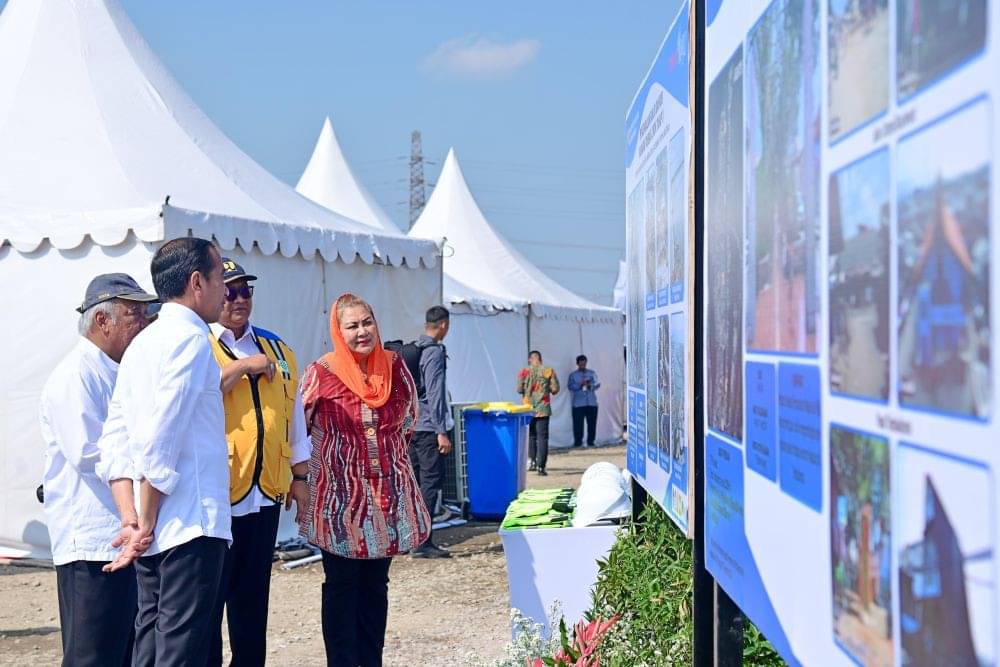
[97,237,231,667]
[39,273,157,667]
[207,258,310,666]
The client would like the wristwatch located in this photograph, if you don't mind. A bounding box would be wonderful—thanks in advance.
[292,474,308,483]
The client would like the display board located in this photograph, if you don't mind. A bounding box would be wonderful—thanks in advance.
[703,1,998,664]
[625,1,695,536]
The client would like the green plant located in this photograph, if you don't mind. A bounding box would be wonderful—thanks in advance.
[589,501,786,666]
[463,603,563,667]
[528,615,620,666]
[589,502,694,665]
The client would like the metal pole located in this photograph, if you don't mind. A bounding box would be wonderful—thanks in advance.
[692,1,745,664]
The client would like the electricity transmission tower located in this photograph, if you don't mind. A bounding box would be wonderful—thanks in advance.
[408,130,427,230]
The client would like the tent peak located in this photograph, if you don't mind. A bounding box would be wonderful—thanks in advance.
[295,116,404,234]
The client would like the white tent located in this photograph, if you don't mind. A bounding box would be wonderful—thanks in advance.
[0,0,440,557]
[296,117,405,234]
[410,150,624,447]
[612,260,627,312]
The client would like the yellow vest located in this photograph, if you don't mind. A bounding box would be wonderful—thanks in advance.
[210,326,299,505]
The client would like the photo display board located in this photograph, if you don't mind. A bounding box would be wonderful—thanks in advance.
[626,1,695,536]
[703,0,1000,665]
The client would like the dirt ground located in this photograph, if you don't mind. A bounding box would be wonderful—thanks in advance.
[0,444,625,666]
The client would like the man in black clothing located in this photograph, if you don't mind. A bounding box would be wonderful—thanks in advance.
[409,306,453,559]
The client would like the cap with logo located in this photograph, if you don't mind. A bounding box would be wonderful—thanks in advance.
[221,258,258,284]
[76,273,158,314]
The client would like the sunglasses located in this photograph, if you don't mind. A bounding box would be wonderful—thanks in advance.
[225,285,255,301]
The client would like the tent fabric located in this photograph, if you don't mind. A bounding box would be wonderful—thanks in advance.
[0,0,436,268]
[529,317,625,446]
[410,150,621,322]
[408,149,624,447]
[296,117,405,235]
[612,260,627,312]
[446,310,528,406]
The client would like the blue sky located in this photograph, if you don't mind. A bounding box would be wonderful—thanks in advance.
[37,0,680,304]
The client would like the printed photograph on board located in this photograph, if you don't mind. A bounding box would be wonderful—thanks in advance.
[828,0,888,142]
[645,317,659,460]
[897,101,991,420]
[668,127,686,296]
[656,146,670,298]
[706,46,744,441]
[669,312,686,467]
[627,182,645,389]
[645,168,657,306]
[830,425,893,667]
[745,0,821,354]
[897,444,996,667]
[829,149,891,401]
[896,0,987,99]
[658,314,672,469]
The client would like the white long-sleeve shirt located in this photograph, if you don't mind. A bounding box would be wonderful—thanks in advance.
[39,338,122,565]
[209,321,310,518]
[97,302,231,556]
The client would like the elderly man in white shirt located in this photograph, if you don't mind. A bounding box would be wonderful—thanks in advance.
[39,273,157,667]
[97,237,231,667]
[207,258,311,666]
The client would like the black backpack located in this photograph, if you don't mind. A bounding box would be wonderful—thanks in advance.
[383,339,435,399]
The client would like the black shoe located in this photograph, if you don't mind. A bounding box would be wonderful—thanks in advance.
[572,443,582,448]
[528,461,537,471]
[411,543,451,559]
[537,469,548,476]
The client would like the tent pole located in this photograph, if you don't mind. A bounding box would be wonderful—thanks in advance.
[438,237,445,305]
[525,309,532,355]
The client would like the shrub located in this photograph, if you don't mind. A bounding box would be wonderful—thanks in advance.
[589,501,785,666]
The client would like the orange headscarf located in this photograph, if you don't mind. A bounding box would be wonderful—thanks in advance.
[321,293,394,408]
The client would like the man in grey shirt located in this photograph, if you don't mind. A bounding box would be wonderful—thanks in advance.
[409,306,452,559]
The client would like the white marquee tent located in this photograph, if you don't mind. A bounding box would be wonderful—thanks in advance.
[296,117,405,234]
[0,0,440,557]
[410,150,625,447]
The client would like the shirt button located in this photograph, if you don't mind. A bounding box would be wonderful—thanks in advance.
[370,458,379,467]
[365,427,376,437]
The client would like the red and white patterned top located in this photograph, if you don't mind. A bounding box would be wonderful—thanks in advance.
[300,354,431,559]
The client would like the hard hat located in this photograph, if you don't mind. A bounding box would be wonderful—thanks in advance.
[573,474,631,528]
[580,462,627,491]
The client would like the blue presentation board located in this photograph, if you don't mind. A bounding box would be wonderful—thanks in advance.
[625,1,694,536]
[704,1,1000,665]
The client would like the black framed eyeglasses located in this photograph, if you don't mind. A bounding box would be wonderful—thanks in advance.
[225,285,255,301]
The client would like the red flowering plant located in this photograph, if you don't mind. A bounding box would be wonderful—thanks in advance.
[526,615,619,667]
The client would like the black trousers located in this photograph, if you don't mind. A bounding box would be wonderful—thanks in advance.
[528,416,550,470]
[55,560,137,667]
[410,430,445,542]
[572,406,599,446]
[133,536,227,667]
[209,505,281,666]
[321,552,392,667]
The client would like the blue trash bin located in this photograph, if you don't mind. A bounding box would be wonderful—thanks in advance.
[463,403,534,519]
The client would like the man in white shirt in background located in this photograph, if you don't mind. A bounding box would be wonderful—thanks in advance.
[39,273,157,667]
[207,258,310,666]
[97,237,231,667]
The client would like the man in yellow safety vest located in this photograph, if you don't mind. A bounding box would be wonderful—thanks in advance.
[208,258,310,666]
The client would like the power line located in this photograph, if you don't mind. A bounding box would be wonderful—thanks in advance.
[534,264,618,275]
[507,238,623,252]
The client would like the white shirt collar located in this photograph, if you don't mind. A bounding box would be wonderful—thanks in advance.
[78,335,119,370]
[210,319,255,347]
[159,302,210,331]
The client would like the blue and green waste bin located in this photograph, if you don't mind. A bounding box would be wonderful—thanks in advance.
[462,402,534,519]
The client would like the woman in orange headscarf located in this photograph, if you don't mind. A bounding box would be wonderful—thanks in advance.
[299,293,430,667]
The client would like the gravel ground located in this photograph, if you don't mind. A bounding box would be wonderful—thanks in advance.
[0,444,625,666]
